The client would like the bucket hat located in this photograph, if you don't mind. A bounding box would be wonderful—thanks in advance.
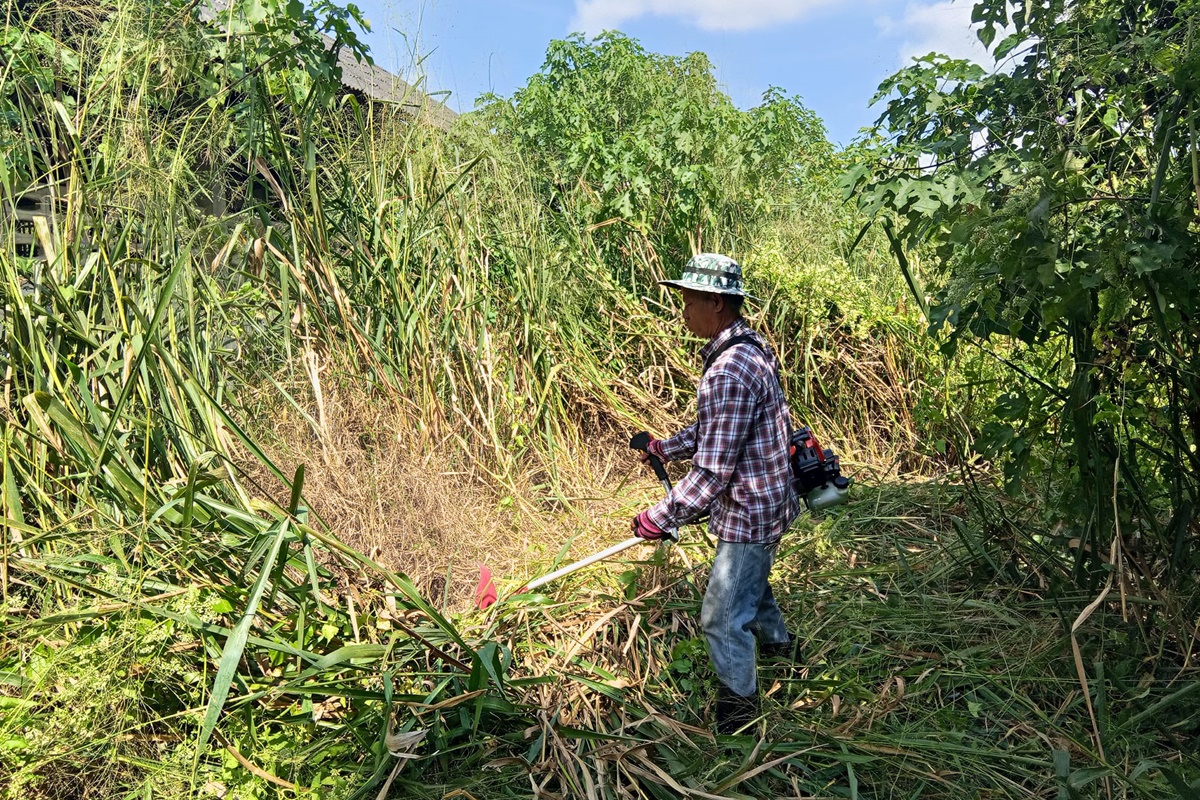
[658,253,757,300]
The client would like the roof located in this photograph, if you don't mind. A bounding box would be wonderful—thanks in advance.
[199,1,457,130]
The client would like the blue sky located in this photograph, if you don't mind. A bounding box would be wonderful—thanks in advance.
[352,0,994,146]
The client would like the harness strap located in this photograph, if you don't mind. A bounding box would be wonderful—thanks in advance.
[702,334,767,374]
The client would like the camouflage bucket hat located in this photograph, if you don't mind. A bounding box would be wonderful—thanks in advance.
[658,253,758,301]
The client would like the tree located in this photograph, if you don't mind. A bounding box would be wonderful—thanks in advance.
[846,0,1200,591]
[477,32,830,271]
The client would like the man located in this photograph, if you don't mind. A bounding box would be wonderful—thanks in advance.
[632,253,799,735]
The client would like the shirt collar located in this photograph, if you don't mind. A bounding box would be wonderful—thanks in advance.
[699,317,751,362]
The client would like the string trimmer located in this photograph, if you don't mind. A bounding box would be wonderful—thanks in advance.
[475,432,675,610]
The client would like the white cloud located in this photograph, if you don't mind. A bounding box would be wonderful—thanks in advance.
[878,1,999,69]
[569,0,839,35]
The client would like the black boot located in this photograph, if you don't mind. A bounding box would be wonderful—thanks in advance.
[759,634,800,663]
[715,685,758,735]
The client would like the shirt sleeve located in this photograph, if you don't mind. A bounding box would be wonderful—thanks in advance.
[658,423,698,461]
[646,370,757,530]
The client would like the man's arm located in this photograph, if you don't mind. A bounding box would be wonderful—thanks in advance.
[645,372,756,530]
[657,423,698,461]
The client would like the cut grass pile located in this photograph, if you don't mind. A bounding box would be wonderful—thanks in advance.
[442,477,1200,799]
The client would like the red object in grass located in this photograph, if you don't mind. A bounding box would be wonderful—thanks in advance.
[475,564,498,610]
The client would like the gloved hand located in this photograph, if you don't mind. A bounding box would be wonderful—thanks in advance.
[637,438,667,466]
[631,510,667,540]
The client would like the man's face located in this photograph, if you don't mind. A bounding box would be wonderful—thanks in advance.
[680,288,726,338]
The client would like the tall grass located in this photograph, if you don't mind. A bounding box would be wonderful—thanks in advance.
[0,3,521,794]
[0,3,680,793]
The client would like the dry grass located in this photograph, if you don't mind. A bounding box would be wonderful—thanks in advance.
[235,354,660,614]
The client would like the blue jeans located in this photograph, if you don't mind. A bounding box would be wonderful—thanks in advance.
[701,540,791,696]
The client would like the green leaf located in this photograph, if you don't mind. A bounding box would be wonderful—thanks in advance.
[211,598,234,614]
[1102,106,1119,132]
[911,190,943,216]
[470,641,507,695]
[1068,767,1110,788]
[288,463,305,515]
[195,519,290,758]
[1163,769,1200,800]
[1127,240,1178,275]
[311,644,389,670]
[95,258,185,473]
[881,218,928,320]
[244,0,267,24]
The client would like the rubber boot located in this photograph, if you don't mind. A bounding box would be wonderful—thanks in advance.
[715,684,758,735]
[759,634,800,663]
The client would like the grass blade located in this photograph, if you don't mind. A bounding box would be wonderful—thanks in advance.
[193,513,293,758]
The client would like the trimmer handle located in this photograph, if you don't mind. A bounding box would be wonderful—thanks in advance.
[630,431,678,543]
[630,431,670,485]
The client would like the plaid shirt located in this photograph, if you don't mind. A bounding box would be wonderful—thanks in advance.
[646,319,799,543]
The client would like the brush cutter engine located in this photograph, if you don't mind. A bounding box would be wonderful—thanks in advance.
[790,426,850,512]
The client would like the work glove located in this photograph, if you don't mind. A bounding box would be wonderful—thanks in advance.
[631,510,667,541]
[637,438,667,466]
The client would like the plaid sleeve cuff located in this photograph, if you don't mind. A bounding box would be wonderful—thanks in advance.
[646,500,674,531]
[646,466,725,531]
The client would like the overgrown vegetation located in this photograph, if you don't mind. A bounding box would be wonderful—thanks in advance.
[1,0,1197,797]
[849,0,1200,592]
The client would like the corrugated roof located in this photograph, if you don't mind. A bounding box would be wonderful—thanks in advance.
[199,1,457,130]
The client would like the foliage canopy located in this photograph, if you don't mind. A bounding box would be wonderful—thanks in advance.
[478,32,831,269]
[848,0,1200,592]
